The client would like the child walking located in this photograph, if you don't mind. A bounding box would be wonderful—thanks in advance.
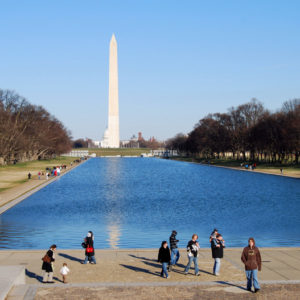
[60,262,70,283]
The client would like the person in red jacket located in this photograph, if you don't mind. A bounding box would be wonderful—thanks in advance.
[241,237,262,293]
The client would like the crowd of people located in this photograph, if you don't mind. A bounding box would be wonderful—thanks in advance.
[157,229,261,293]
[41,229,262,293]
[27,161,82,181]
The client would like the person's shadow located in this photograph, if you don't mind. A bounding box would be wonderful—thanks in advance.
[216,281,248,291]
[120,264,161,277]
[141,260,161,269]
[25,269,63,283]
[128,254,157,262]
[26,269,43,282]
[58,253,82,263]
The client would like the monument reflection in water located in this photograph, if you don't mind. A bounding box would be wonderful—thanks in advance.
[0,157,299,249]
[103,158,122,249]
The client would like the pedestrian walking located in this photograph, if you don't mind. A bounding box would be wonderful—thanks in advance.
[241,237,262,293]
[82,231,96,264]
[41,244,57,283]
[60,262,70,283]
[211,233,225,276]
[158,241,171,279]
[184,234,200,276]
[169,230,180,270]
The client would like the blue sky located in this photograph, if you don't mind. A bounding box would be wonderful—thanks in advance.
[1,1,299,141]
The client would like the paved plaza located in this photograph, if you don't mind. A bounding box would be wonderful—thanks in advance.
[1,247,299,299]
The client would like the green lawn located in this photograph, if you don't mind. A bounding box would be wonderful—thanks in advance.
[0,156,79,193]
[0,156,77,171]
[170,157,300,173]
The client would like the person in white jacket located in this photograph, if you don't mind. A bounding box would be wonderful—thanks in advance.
[60,262,70,283]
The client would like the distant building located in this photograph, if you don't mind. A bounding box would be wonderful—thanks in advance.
[120,134,140,148]
[138,132,143,141]
[62,150,89,157]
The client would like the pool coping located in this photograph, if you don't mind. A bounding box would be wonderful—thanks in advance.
[0,159,89,215]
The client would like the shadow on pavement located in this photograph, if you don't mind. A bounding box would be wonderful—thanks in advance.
[142,260,161,269]
[26,269,43,282]
[25,269,63,283]
[120,264,161,277]
[128,254,157,262]
[58,253,82,263]
[217,281,247,291]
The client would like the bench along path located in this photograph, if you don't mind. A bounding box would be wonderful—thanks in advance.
[1,248,300,299]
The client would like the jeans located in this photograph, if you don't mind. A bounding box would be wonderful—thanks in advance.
[213,258,221,274]
[171,248,180,265]
[185,256,199,274]
[245,269,260,290]
[161,262,169,278]
[84,255,96,264]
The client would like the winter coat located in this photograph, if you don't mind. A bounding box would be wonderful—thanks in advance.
[169,233,179,250]
[84,236,95,257]
[158,246,171,263]
[42,249,55,272]
[211,239,225,259]
[241,240,262,271]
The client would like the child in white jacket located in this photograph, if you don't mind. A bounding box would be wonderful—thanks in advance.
[60,262,70,283]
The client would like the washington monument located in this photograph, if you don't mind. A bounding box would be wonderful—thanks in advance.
[102,34,120,148]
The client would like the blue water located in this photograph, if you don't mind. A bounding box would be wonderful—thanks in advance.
[0,158,299,249]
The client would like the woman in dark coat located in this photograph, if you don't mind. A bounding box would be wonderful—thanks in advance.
[211,234,225,276]
[158,241,171,278]
[82,231,96,264]
[42,244,57,283]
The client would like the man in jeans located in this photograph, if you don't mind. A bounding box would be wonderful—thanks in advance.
[241,237,262,293]
[184,234,200,276]
[169,230,180,270]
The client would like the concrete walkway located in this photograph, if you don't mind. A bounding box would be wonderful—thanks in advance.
[1,248,299,299]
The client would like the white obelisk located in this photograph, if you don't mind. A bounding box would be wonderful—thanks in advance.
[107,34,120,148]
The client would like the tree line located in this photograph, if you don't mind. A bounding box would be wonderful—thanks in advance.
[0,89,72,165]
[166,99,300,164]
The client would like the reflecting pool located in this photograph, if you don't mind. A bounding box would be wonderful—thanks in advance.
[0,158,299,249]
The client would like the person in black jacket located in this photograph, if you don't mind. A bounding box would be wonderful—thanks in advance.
[211,233,225,276]
[42,244,57,283]
[82,231,96,264]
[158,241,171,278]
[169,230,180,270]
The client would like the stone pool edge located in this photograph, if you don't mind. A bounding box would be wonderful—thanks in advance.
[166,157,300,179]
[0,158,90,215]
